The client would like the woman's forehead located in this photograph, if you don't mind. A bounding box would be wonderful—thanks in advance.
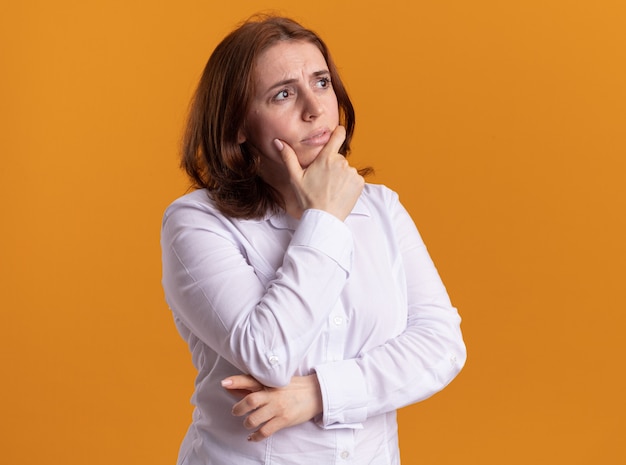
[254,41,328,80]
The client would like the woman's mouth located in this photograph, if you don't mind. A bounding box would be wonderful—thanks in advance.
[300,128,331,146]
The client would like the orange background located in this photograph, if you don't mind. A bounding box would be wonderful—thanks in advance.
[1,1,625,463]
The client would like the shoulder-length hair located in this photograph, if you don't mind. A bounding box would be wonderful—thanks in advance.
[181,15,357,219]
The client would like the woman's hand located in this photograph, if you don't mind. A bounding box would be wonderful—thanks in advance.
[221,374,323,442]
[275,125,364,221]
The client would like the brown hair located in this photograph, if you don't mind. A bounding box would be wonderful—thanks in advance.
[181,15,360,219]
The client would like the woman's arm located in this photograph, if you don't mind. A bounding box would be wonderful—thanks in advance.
[161,127,364,388]
[162,205,352,388]
[314,190,466,426]
[224,189,466,434]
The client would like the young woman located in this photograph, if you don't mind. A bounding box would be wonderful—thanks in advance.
[161,15,466,465]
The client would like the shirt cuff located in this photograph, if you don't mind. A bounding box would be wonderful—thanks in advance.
[314,359,368,428]
[292,209,354,274]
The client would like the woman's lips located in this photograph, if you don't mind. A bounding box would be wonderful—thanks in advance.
[300,128,331,146]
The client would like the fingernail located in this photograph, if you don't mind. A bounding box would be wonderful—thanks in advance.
[221,379,233,387]
[273,139,284,151]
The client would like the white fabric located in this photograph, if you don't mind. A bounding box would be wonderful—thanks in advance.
[161,183,466,465]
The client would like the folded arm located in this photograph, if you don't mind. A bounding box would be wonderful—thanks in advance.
[223,190,466,436]
[162,204,354,387]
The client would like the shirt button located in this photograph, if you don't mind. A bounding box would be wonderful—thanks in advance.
[333,316,343,326]
[340,451,350,459]
[268,355,279,365]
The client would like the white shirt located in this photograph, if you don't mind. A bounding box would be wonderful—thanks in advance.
[161,183,466,465]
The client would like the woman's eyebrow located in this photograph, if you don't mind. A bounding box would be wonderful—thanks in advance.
[266,69,330,93]
[267,78,298,93]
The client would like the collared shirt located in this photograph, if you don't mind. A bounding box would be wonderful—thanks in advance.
[161,183,466,465]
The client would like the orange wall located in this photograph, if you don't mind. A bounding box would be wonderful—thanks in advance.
[1,1,625,463]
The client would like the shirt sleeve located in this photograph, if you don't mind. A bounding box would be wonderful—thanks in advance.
[314,190,467,427]
[161,199,353,388]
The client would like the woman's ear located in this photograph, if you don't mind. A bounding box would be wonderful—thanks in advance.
[237,129,246,144]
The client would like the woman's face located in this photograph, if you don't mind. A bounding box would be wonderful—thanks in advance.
[241,40,340,175]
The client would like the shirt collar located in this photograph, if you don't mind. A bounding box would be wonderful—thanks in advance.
[245,195,371,230]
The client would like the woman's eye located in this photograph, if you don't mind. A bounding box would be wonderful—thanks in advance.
[316,77,331,88]
[274,89,290,101]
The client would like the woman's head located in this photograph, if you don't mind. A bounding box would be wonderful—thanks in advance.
[182,15,355,218]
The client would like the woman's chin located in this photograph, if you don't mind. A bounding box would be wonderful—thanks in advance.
[296,147,323,168]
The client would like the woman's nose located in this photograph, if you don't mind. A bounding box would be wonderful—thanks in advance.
[301,90,324,121]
